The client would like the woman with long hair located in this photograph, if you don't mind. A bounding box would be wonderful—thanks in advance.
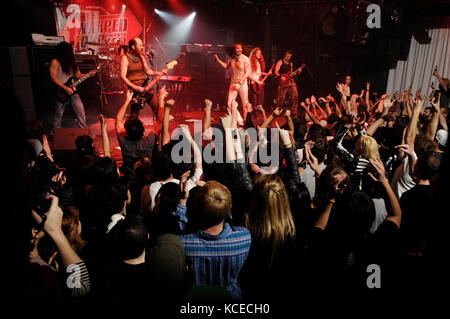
[248,47,271,108]
[240,174,297,298]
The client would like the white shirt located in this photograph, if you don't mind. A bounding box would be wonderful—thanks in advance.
[390,152,417,199]
[370,198,388,234]
[148,168,203,212]
[301,162,327,199]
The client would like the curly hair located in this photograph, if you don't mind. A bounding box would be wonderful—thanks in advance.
[249,47,266,73]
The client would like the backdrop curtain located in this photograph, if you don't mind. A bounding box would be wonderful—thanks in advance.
[386,28,450,105]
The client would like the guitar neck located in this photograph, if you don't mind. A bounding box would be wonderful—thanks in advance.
[72,73,92,88]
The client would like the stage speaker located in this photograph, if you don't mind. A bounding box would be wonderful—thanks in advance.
[28,45,57,124]
[53,127,90,150]
[0,46,37,121]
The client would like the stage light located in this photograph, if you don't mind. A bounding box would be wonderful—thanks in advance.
[165,11,197,44]
[161,11,197,62]
[154,8,182,25]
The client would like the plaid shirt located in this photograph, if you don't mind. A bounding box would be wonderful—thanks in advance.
[179,223,251,298]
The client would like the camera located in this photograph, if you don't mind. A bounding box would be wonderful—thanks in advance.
[31,185,55,217]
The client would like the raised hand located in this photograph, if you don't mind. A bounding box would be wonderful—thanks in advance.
[430,92,441,111]
[275,121,291,146]
[99,114,107,130]
[165,98,175,107]
[304,141,320,175]
[220,113,233,129]
[159,85,169,100]
[204,99,213,110]
[383,94,394,110]
[179,124,191,138]
[395,143,414,159]
[272,106,282,117]
[31,195,64,237]
[179,170,191,205]
[368,158,387,183]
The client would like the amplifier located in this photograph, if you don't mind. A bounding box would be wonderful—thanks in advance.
[76,54,98,72]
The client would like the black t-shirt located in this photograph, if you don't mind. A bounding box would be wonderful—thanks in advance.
[400,185,435,255]
[306,219,400,289]
[106,262,153,299]
[434,89,450,109]
[117,132,156,175]
[239,236,298,299]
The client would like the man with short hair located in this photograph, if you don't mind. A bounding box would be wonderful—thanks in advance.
[178,181,251,299]
[274,50,302,110]
[400,153,440,256]
[115,90,157,177]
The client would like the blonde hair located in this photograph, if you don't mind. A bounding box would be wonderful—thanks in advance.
[357,135,380,159]
[246,174,295,267]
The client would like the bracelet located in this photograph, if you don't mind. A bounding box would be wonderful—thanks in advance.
[328,198,335,204]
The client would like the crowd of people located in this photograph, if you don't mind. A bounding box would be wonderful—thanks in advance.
[16,54,450,305]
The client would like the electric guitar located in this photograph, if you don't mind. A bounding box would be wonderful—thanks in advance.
[131,60,178,109]
[252,64,274,94]
[55,63,103,102]
[280,63,306,87]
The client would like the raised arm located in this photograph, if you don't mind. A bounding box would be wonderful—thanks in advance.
[99,114,111,157]
[365,82,373,110]
[405,91,425,149]
[214,54,229,69]
[31,195,90,296]
[425,93,441,140]
[366,94,393,136]
[162,96,175,147]
[203,99,213,135]
[368,158,402,228]
[301,102,321,125]
[179,124,202,170]
[115,90,133,135]
[433,69,448,92]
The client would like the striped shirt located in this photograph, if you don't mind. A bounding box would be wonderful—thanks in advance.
[333,126,371,189]
[179,223,251,299]
[63,260,91,297]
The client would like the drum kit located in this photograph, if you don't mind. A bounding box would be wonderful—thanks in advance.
[77,37,127,91]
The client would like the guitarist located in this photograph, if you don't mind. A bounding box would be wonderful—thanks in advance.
[49,41,96,133]
[120,37,168,118]
[274,50,301,112]
[248,47,270,108]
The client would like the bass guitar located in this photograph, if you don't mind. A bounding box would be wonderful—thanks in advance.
[252,64,274,94]
[280,63,306,87]
[55,63,103,102]
[131,60,178,109]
